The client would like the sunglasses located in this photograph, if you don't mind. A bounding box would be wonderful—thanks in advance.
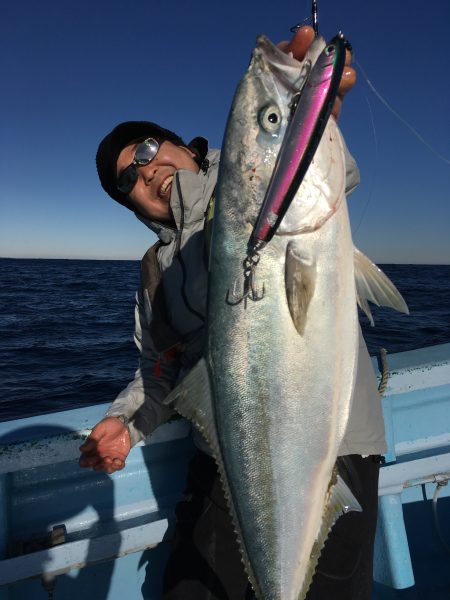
[116,137,160,194]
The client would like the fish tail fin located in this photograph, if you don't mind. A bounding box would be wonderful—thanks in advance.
[354,247,409,326]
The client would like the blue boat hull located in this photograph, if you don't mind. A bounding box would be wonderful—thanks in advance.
[1,343,450,599]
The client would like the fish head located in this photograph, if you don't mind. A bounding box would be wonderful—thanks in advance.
[217,36,320,226]
[217,34,345,236]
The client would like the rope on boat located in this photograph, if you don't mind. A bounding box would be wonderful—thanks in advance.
[41,574,56,599]
[433,480,450,555]
[377,348,389,397]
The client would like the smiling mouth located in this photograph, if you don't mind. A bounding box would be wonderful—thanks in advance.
[159,175,174,197]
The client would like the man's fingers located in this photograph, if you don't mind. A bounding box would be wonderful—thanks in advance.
[92,459,125,474]
[80,454,120,473]
[278,30,356,112]
[331,97,343,121]
[344,48,352,66]
[79,446,127,470]
[337,49,356,97]
[79,438,97,453]
[332,69,356,120]
[79,417,130,473]
[79,425,106,452]
[79,454,101,469]
[277,26,315,61]
[277,40,290,52]
[338,67,357,97]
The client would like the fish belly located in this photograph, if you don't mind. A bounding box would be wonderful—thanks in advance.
[209,194,358,600]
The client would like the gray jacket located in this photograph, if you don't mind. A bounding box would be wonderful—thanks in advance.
[106,144,387,456]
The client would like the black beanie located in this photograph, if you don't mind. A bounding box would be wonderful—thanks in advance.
[95,121,186,210]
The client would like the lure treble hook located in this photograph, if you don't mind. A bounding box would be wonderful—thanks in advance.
[226,252,265,308]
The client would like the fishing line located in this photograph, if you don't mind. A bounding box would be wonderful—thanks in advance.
[352,92,379,236]
[355,59,450,167]
[352,58,449,233]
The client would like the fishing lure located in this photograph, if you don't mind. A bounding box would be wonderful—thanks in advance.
[228,33,347,306]
[247,32,347,257]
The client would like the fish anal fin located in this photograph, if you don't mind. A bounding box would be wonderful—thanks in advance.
[285,242,316,335]
[300,471,362,599]
[163,358,220,459]
[354,247,409,326]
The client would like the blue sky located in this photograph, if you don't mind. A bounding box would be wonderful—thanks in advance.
[1,0,449,263]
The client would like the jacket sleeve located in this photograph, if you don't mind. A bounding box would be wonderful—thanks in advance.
[343,135,360,197]
[105,287,180,446]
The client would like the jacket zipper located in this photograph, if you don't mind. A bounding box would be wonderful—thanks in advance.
[175,173,205,324]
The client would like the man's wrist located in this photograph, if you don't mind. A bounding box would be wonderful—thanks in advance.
[111,415,132,445]
[113,414,131,427]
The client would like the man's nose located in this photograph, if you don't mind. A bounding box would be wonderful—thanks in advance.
[138,162,157,184]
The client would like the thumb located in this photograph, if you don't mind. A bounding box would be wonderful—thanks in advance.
[79,436,100,452]
[278,26,315,61]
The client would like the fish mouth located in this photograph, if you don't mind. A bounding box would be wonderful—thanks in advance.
[255,34,326,93]
[256,35,301,68]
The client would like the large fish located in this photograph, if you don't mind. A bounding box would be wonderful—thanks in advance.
[166,35,408,600]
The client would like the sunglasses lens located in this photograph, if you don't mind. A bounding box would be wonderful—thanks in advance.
[117,165,138,194]
[135,138,159,165]
[116,138,160,195]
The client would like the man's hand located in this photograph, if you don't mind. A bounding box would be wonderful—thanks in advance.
[79,416,131,474]
[277,26,356,120]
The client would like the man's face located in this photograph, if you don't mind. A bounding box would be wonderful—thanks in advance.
[116,140,199,222]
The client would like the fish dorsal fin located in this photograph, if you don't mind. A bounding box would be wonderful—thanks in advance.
[285,241,316,335]
[354,247,409,326]
[300,472,362,599]
[163,358,220,458]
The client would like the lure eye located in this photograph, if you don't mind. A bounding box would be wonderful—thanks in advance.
[259,105,282,133]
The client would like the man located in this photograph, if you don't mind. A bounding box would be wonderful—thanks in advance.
[80,27,385,599]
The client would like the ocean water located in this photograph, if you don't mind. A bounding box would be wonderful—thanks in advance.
[0,258,449,422]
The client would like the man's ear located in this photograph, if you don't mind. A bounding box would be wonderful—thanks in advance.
[180,145,196,159]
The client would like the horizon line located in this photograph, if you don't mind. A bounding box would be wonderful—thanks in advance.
[1,256,449,266]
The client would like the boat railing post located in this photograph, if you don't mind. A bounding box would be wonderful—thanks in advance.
[375,493,415,590]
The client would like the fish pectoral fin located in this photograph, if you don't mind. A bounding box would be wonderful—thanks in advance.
[163,358,220,458]
[285,241,316,335]
[354,247,409,326]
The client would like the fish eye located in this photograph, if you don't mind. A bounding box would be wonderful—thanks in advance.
[258,105,282,133]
